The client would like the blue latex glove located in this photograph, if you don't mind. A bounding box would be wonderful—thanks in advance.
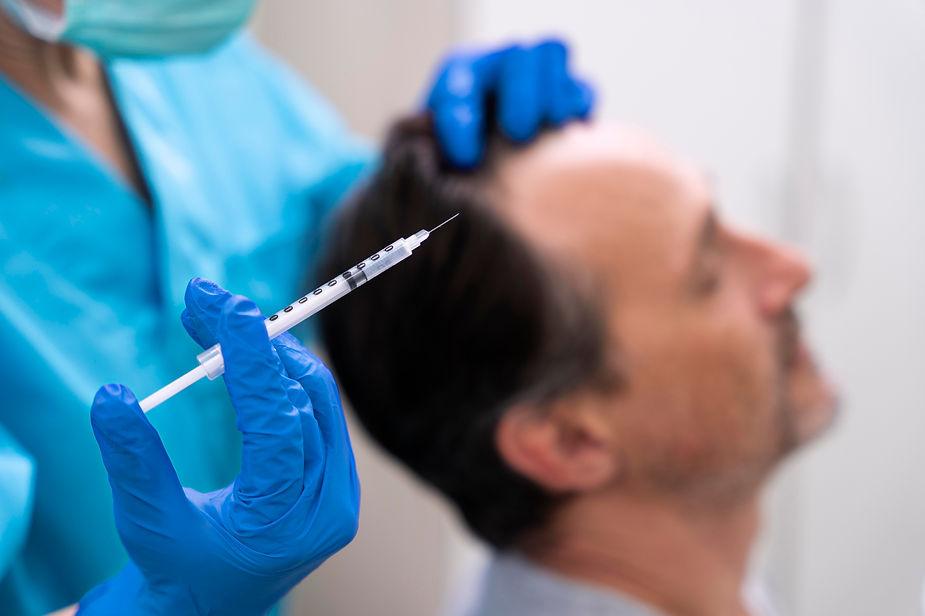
[79,278,360,615]
[426,38,595,168]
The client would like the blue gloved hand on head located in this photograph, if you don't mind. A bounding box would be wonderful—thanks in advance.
[425,37,595,168]
[79,277,360,615]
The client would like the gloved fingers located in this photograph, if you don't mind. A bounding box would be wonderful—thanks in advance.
[272,335,355,473]
[427,38,594,166]
[568,77,596,119]
[431,97,481,169]
[182,277,230,349]
[497,45,543,143]
[425,45,509,109]
[280,368,325,485]
[428,48,506,168]
[217,295,305,526]
[532,38,595,123]
[272,335,325,481]
[429,57,487,169]
[180,309,206,348]
[77,560,148,614]
[536,39,572,126]
[90,384,188,543]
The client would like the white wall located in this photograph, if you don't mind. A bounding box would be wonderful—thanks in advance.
[792,1,925,614]
[252,0,457,139]
[254,2,925,614]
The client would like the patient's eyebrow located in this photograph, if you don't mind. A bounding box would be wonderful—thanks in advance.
[689,208,719,274]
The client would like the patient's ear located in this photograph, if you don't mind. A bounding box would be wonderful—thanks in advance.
[495,398,619,493]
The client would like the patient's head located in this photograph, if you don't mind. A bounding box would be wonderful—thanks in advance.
[317,116,837,549]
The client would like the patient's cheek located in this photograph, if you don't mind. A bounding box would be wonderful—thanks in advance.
[621,324,779,485]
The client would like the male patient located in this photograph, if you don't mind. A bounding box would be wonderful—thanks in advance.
[316,115,837,616]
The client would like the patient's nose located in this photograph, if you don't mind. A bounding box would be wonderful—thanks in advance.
[756,240,812,316]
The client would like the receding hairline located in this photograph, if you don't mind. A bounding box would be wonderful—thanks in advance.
[482,120,714,289]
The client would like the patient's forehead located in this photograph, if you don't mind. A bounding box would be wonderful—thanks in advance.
[492,122,711,290]
[504,122,679,175]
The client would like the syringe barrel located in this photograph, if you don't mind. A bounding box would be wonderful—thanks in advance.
[197,344,226,380]
[196,236,416,381]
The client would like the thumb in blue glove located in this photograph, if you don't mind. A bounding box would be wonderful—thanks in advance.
[426,37,596,168]
[79,278,360,615]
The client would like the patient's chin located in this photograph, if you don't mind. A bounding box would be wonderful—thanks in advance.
[783,363,840,451]
[794,396,839,447]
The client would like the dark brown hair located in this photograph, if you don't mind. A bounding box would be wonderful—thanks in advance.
[316,115,612,548]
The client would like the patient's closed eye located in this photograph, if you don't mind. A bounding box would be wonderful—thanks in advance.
[689,209,724,295]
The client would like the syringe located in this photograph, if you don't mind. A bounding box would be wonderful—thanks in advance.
[139,214,459,413]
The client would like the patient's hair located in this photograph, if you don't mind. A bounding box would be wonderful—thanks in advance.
[317,115,616,549]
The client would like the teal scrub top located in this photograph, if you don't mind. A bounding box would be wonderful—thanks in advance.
[0,34,373,614]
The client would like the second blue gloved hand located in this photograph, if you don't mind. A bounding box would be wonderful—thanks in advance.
[79,278,360,615]
[426,38,595,168]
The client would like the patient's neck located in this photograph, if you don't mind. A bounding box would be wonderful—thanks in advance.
[522,489,763,616]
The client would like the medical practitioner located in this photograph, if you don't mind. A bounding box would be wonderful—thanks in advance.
[0,0,594,614]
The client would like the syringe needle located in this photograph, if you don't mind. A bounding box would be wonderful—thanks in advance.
[428,212,460,235]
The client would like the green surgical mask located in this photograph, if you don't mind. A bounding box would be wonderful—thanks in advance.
[1,0,257,58]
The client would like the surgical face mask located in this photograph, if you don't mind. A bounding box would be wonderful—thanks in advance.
[1,0,257,58]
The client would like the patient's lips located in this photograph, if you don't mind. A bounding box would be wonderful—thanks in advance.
[778,311,801,370]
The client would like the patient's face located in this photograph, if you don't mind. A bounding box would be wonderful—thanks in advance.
[495,123,837,498]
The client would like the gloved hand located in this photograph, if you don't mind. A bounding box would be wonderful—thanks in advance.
[425,38,595,168]
[78,278,360,615]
